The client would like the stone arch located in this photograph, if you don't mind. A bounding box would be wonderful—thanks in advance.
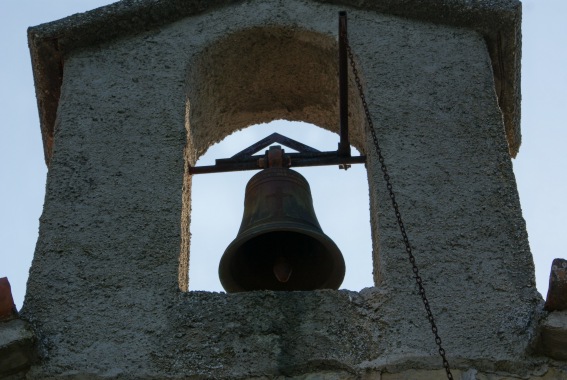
[179,25,369,290]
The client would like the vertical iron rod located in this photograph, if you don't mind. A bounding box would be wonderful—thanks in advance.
[338,11,351,157]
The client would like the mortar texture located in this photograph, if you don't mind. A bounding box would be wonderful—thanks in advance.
[21,0,552,378]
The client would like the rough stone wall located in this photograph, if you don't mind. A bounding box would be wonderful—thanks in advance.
[21,0,552,378]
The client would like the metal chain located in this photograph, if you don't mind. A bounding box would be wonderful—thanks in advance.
[342,31,454,380]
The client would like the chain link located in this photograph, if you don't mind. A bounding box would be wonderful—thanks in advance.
[342,30,454,380]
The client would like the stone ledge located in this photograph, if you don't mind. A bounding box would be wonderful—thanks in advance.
[22,289,555,379]
[0,318,36,378]
[537,311,567,361]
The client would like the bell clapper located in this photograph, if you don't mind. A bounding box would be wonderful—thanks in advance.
[273,256,293,283]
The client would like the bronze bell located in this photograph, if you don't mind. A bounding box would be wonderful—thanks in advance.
[219,167,345,292]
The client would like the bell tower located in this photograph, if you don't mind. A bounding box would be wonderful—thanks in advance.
[10,0,566,378]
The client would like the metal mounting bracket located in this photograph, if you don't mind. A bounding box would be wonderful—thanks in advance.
[189,11,365,175]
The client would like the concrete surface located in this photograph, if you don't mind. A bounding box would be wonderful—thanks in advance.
[20,0,554,378]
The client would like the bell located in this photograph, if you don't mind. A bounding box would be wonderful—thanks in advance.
[219,167,345,292]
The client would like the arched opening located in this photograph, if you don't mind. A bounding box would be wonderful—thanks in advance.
[188,120,372,291]
[179,25,373,291]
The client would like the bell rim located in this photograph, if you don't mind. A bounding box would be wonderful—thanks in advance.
[219,222,345,293]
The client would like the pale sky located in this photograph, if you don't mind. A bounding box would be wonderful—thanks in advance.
[1,0,565,309]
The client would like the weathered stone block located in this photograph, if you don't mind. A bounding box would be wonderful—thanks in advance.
[537,311,567,361]
[0,319,35,378]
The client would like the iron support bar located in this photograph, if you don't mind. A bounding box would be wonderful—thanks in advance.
[188,12,360,176]
[189,152,365,174]
[338,11,351,158]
